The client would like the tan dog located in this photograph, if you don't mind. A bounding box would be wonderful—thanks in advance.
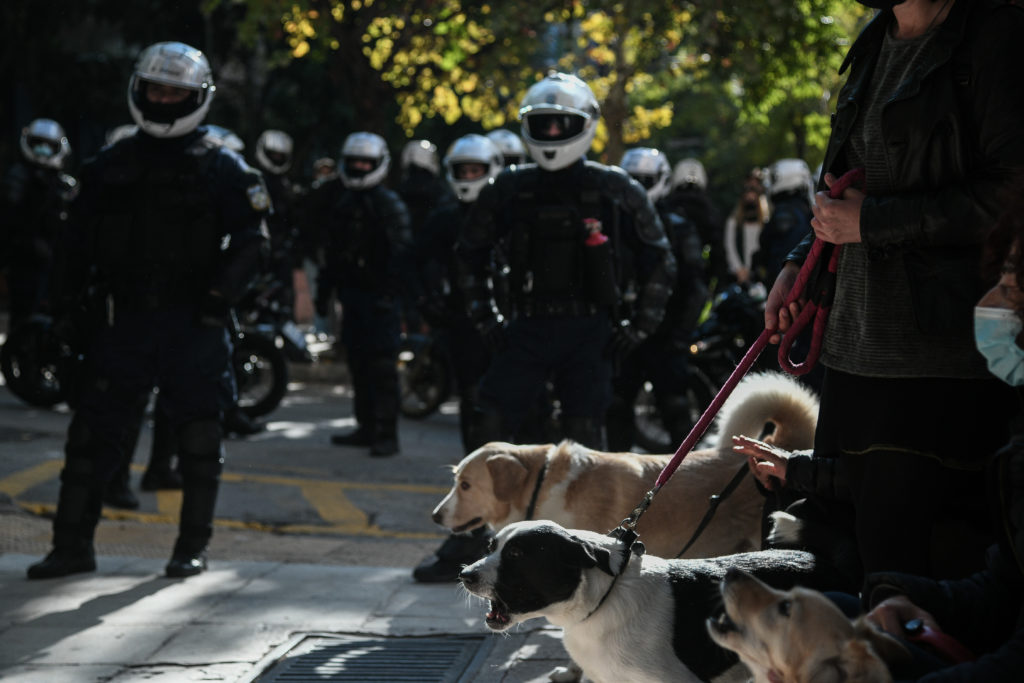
[432,371,818,559]
[708,569,910,683]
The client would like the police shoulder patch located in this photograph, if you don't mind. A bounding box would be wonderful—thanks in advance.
[247,184,271,211]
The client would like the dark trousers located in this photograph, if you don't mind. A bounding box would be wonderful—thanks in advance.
[339,288,401,430]
[814,368,1018,579]
[56,308,228,549]
[479,313,613,436]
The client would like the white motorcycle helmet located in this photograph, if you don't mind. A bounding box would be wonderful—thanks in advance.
[518,72,599,171]
[671,158,708,191]
[620,147,672,202]
[127,41,216,138]
[339,132,391,190]
[255,129,293,174]
[768,158,813,200]
[20,118,72,169]
[485,129,527,167]
[444,134,503,203]
[400,139,440,176]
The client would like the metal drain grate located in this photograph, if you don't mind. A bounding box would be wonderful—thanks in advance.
[253,634,492,682]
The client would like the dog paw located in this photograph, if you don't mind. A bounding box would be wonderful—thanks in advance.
[548,663,583,682]
[766,511,802,546]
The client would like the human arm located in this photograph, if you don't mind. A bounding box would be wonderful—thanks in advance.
[731,435,850,500]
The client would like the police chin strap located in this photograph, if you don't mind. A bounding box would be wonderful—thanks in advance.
[608,168,866,551]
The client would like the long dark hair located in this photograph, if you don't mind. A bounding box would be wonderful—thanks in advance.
[982,178,1024,294]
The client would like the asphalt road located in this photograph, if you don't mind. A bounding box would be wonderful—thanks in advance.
[0,362,468,570]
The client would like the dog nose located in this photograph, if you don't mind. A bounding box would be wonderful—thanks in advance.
[431,510,443,524]
[459,568,478,586]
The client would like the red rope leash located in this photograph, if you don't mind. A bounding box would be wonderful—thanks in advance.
[617,168,865,532]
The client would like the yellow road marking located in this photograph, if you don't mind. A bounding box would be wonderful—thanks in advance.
[3,463,448,540]
[0,460,63,497]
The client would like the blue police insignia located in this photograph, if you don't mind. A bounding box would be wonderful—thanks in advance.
[247,184,270,211]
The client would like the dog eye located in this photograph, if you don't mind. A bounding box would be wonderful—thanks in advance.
[505,546,523,560]
[460,481,471,491]
[777,600,792,617]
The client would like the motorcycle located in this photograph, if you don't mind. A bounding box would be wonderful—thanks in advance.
[0,314,74,408]
[397,332,453,419]
[1,274,306,417]
[231,273,313,418]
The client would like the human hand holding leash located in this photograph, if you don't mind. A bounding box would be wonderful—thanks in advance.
[867,595,941,638]
[811,172,865,244]
[764,261,802,345]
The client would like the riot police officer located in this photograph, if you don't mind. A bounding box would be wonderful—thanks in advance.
[415,133,504,453]
[755,158,814,289]
[607,147,709,451]
[410,134,504,583]
[457,72,676,449]
[27,42,270,580]
[312,132,415,456]
[667,158,726,291]
[1,118,77,332]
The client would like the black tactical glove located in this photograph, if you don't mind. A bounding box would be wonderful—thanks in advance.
[609,319,649,357]
[475,313,508,354]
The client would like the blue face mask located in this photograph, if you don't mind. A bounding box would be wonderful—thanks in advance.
[975,306,1024,386]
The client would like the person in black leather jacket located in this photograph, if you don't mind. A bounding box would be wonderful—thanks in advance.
[763,0,1024,580]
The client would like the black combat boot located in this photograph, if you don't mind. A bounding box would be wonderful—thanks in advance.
[413,527,492,583]
[165,537,209,578]
[369,420,400,457]
[167,420,222,578]
[330,426,373,447]
[28,453,103,579]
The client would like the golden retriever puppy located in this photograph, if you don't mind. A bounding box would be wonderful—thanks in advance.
[708,569,910,683]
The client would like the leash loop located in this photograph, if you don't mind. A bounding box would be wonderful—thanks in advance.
[778,167,864,374]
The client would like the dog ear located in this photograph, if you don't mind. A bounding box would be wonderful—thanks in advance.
[563,535,617,576]
[486,453,529,502]
[852,617,912,666]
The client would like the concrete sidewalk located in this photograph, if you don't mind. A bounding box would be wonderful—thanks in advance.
[0,547,571,683]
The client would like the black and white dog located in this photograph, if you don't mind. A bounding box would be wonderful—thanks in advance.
[459,520,839,683]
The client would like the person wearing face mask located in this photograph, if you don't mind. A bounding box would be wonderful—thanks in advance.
[738,192,1024,681]
[759,0,1024,582]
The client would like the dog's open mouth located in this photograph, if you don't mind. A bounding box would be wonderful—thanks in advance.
[452,517,483,533]
[709,605,740,635]
[485,599,513,630]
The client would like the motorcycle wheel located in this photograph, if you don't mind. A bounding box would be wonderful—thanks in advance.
[0,327,67,408]
[398,338,451,419]
[633,365,717,454]
[233,333,288,418]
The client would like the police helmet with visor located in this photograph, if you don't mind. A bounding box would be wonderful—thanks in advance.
[128,41,216,138]
[519,72,599,171]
